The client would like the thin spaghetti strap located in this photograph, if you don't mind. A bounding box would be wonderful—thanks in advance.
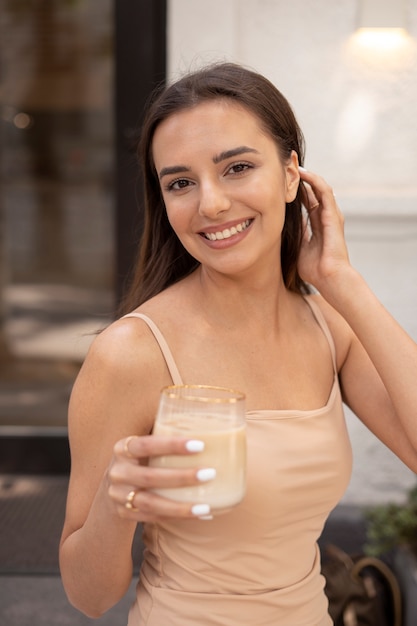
[122,312,184,385]
[303,296,338,373]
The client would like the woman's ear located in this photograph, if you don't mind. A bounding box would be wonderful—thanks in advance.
[284,150,300,203]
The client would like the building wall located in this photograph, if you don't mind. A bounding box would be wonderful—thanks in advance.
[167,0,417,505]
[168,0,417,217]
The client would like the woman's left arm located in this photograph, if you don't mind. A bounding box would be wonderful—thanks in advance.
[298,168,417,470]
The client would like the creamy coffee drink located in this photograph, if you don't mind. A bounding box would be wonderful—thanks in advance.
[150,416,246,511]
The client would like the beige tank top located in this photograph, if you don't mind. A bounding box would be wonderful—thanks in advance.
[124,296,352,625]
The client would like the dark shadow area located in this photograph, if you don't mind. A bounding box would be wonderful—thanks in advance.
[0,474,144,575]
[0,433,70,474]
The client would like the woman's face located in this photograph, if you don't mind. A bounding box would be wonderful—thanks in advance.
[152,99,300,279]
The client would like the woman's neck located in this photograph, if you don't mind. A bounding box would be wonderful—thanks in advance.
[188,265,295,331]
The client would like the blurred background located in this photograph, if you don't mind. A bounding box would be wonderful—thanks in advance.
[0,1,417,621]
[1,0,115,430]
[0,0,165,439]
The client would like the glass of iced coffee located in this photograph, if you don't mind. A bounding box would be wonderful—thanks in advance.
[149,385,246,514]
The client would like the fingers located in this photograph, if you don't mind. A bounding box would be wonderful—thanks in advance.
[301,178,320,211]
[299,167,344,237]
[116,435,205,461]
[115,487,212,522]
[110,475,213,521]
[108,435,215,522]
[123,435,137,459]
[110,461,215,492]
[299,167,337,212]
[297,166,350,291]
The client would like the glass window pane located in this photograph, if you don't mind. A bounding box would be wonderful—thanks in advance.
[0,0,114,430]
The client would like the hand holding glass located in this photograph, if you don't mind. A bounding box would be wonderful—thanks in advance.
[149,385,247,514]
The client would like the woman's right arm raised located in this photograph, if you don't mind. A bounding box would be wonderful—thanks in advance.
[59,319,210,617]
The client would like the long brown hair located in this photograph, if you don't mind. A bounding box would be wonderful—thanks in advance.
[119,62,310,314]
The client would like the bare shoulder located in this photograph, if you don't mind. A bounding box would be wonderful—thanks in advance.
[305,292,355,371]
[84,313,166,381]
[85,313,165,376]
[69,313,171,446]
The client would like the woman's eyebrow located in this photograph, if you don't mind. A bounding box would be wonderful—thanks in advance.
[159,164,190,179]
[213,146,259,164]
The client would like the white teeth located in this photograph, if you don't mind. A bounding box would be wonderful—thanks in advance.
[204,219,251,241]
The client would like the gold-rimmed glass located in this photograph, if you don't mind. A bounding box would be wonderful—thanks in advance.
[149,385,247,514]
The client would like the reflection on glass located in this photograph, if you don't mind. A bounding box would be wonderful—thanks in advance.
[0,0,114,429]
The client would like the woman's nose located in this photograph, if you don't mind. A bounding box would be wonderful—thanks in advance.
[198,181,231,218]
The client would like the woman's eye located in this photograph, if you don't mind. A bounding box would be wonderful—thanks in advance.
[167,178,191,191]
[228,162,252,175]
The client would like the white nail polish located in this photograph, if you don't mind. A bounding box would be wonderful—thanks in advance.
[191,503,211,516]
[199,515,214,521]
[299,166,307,172]
[196,468,216,482]
[185,440,205,452]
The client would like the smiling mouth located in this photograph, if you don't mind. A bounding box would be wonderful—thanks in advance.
[201,219,252,241]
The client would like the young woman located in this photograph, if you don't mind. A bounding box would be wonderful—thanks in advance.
[59,63,417,626]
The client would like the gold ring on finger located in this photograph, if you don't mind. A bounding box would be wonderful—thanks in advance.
[124,436,136,459]
[125,489,139,511]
